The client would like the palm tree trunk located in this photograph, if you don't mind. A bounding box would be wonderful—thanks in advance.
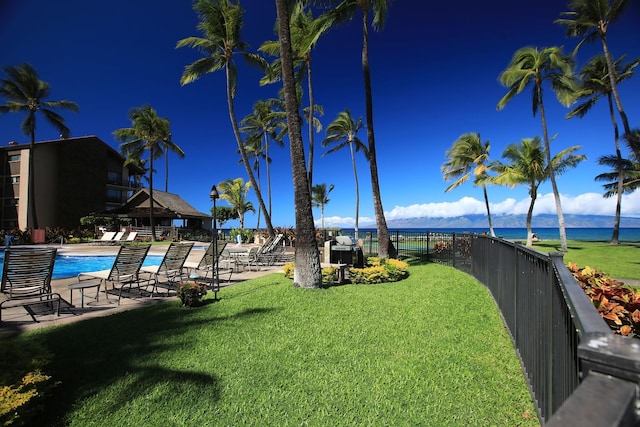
[264,133,273,219]
[276,0,321,289]
[601,36,632,143]
[526,190,536,247]
[482,185,495,237]
[608,93,622,245]
[225,65,274,237]
[165,151,169,193]
[360,7,395,259]
[255,163,262,230]
[350,141,360,240]
[538,85,568,251]
[306,54,315,192]
[149,154,156,242]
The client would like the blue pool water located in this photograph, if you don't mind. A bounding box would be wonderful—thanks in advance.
[0,252,163,279]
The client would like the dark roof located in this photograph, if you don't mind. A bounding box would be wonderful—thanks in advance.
[97,188,211,219]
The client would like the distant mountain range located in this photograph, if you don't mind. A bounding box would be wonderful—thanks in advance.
[379,214,640,229]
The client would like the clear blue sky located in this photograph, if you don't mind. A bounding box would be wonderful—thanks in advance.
[1,0,640,229]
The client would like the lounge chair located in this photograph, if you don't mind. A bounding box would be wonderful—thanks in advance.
[234,246,261,272]
[76,244,151,304]
[120,231,138,244]
[183,240,233,284]
[257,234,284,266]
[142,242,194,296]
[91,231,116,245]
[109,231,126,245]
[0,248,63,322]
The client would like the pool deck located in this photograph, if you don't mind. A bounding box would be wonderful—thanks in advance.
[0,242,287,334]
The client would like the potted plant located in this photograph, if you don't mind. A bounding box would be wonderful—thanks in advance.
[176,281,208,307]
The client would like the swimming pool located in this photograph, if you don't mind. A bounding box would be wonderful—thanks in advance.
[0,253,164,279]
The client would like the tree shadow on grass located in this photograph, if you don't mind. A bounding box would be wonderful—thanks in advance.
[10,300,275,426]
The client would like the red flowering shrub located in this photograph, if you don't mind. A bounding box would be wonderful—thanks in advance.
[567,263,640,338]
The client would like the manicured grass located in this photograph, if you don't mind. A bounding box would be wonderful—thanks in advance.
[2,264,538,426]
[532,240,640,280]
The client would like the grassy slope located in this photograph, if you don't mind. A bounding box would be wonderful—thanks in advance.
[8,264,538,426]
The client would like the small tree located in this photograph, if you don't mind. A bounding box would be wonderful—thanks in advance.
[311,183,334,230]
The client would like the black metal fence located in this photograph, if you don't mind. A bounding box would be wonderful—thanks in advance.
[349,230,639,425]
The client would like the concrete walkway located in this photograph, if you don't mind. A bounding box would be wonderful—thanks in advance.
[0,242,286,334]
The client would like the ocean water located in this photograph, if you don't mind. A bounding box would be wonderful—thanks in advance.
[342,228,640,242]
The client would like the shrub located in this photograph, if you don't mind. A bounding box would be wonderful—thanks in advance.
[177,282,209,307]
[567,262,640,338]
[349,257,409,285]
[0,338,56,426]
[282,263,336,286]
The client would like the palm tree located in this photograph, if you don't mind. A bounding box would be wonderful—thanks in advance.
[161,133,185,192]
[0,63,79,229]
[217,177,255,229]
[326,0,396,258]
[240,99,285,220]
[114,105,173,241]
[497,46,577,252]
[239,135,267,230]
[275,0,322,289]
[123,155,152,190]
[311,183,335,230]
[567,54,638,244]
[441,132,496,237]
[259,2,332,191]
[493,137,586,247]
[322,109,369,240]
[596,154,640,195]
[177,0,274,237]
[556,0,635,153]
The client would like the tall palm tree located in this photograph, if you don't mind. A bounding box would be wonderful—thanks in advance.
[595,153,640,196]
[177,0,274,237]
[326,0,395,258]
[217,177,255,229]
[556,0,635,153]
[238,135,267,230]
[240,99,285,220]
[493,137,586,247]
[0,63,79,229]
[275,0,322,289]
[311,183,335,230]
[441,132,496,237]
[161,133,185,192]
[567,54,638,244]
[114,105,173,241]
[497,46,577,252]
[260,1,332,191]
[322,109,369,239]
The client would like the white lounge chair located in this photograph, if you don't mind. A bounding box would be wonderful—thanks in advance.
[90,231,116,245]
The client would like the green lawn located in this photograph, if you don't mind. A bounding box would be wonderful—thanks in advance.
[533,240,640,281]
[1,264,538,426]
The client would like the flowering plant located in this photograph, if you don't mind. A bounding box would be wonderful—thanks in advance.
[177,281,208,307]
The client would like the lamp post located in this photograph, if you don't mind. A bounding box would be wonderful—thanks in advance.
[210,184,220,301]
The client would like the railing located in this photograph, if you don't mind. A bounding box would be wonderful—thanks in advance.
[346,230,639,425]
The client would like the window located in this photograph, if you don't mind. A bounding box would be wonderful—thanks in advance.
[106,188,122,203]
[7,176,19,184]
[5,198,18,206]
[8,154,20,162]
[107,171,121,185]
